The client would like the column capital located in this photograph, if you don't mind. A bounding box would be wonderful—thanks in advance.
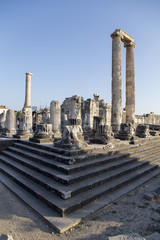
[26,72,32,76]
[124,41,136,48]
[111,29,124,40]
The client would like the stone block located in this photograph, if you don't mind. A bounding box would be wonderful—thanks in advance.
[108,233,145,240]
[0,234,14,240]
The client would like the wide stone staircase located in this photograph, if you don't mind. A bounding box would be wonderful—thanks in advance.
[0,137,160,232]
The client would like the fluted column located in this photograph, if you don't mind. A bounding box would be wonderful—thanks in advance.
[24,72,32,107]
[111,30,123,133]
[124,42,136,125]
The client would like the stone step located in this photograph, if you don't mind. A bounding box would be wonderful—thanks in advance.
[128,143,160,156]
[14,142,110,165]
[0,159,159,218]
[13,139,160,168]
[68,154,160,198]
[6,146,131,174]
[0,150,136,187]
[0,166,160,233]
[18,140,86,156]
[131,148,160,160]
[118,140,160,155]
[0,150,159,200]
[61,163,160,216]
[5,146,70,174]
[0,162,65,216]
[3,143,160,188]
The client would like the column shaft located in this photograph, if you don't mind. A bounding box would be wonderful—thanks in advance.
[111,35,122,133]
[125,43,135,125]
[50,101,61,137]
[24,73,32,107]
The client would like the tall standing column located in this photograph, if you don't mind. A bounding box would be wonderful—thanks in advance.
[125,42,136,125]
[14,72,33,139]
[24,72,32,107]
[111,30,123,134]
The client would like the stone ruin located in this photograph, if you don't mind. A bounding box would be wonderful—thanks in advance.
[1,29,160,147]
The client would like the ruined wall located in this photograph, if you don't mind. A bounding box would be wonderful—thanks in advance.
[135,112,160,126]
[61,95,82,127]
[82,98,99,130]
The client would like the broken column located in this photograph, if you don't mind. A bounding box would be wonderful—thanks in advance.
[0,111,7,133]
[111,29,123,134]
[50,101,61,138]
[4,109,16,136]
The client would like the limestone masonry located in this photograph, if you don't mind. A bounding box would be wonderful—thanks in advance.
[1,29,160,234]
[0,29,160,144]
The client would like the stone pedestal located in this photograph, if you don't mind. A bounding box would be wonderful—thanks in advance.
[118,123,135,140]
[30,123,53,143]
[50,101,61,138]
[90,125,113,145]
[54,123,88,150]
[136,124,150,138]
[14,107,33,139]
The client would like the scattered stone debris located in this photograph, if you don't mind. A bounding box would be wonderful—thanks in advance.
[0,235,14,240]
[107,232,160,240]
[108,233,144,240]
[144,187,160,201]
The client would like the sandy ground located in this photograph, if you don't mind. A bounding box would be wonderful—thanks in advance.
[1,175,160,240]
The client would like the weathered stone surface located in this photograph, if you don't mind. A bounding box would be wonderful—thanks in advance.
[0,234,14,240]
[4,109,16,136]
[111,29,136,133]
[54,125,88,150]
[17,106,32,134]
[149,130,159,136]
[108,233,145,240]
[125,42,135,126]
[145,232,160,240]
[14,73,33,138]
[118,123,135,140]
[111,30,122,133]
[61,95,82,127]
[136,125,150,138]
[50,100,61,138]
[135,112,160,126]
[30,123,53,143]
[0,110,7,131]
[90,124,113,145]
[143,193,155,201]
[24,72,32,107]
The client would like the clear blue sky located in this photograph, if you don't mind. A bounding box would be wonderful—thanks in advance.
[0,0,160,114]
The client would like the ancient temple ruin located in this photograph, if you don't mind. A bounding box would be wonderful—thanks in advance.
[1,29,160,143]
[1,28,160,234]
[111,29,136,134]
